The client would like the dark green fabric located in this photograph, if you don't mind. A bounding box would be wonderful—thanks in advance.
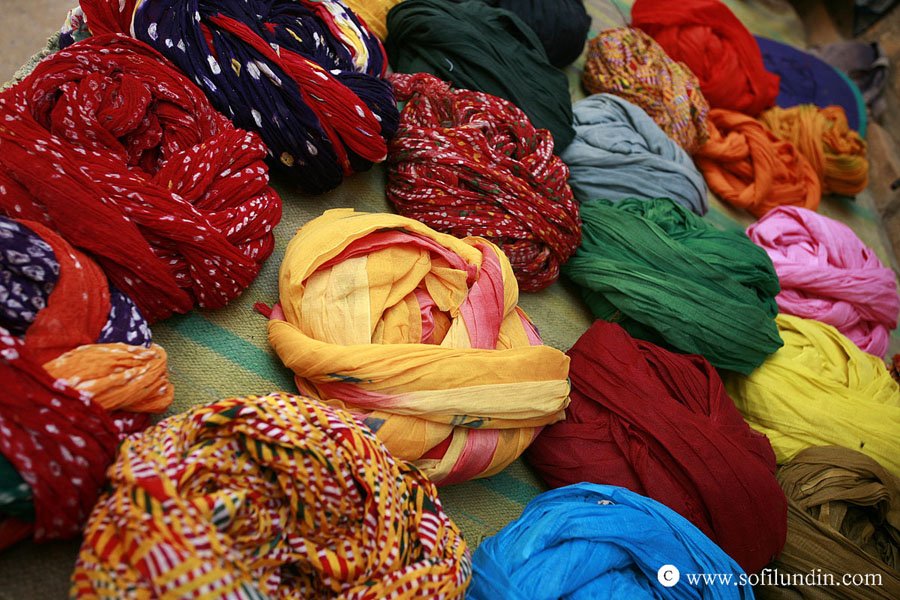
[563,198,784,374]
[0,457,33,522]
[385,0,575,150]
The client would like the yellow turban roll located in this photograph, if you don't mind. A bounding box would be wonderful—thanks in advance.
[726,314,900,474]
[268,209,570,485]
[345,0,402,40]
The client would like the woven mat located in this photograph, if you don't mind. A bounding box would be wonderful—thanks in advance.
[0,1,897,597]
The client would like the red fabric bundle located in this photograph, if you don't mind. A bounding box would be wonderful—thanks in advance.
[386,73,581,292]
[631,0,780,116]
[527,320,787,573]
[0,34,282,322]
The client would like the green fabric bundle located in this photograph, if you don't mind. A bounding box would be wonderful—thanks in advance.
[564,198,783,374]
[385,0,575,150]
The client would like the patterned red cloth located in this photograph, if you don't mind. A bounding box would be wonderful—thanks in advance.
[527,320,787,573]
[0,34,281,322]
[386,73,581,292]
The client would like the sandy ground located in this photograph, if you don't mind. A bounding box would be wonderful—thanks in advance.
[1,0,75,82]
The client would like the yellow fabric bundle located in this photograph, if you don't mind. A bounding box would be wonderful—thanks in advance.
[345,0,402,39]
[268,209,570,485]
[760,104,869,196]
[726,314,900,474]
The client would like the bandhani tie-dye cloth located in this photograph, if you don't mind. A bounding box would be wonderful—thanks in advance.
[72,392,472,599]
[267,209,571,485]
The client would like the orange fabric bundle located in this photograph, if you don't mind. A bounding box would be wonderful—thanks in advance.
[695,109,820,218]
[760,105,868,196]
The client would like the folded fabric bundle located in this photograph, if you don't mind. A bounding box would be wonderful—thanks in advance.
[726,314,900,474]
[77,0,398,193]
[267,209,571,485]
[72,392,472,598]
[760,105,869,197]
[469,483,752,599]
[528,321,786,573]
[582,27,710,153]
[385,0,575,150]
[812,41,889,121]
[0,217,173,550]
[756,36,865,134]
[695,108,821,218]
[631,0,779,116]
[0,35,282,322]
[747,206,898,357]
[757,447,900,600]
[479,0,591,67]
[564,198,783,374]
[343,0,403,40]
[386,73,581,292]
[561,94,708,215]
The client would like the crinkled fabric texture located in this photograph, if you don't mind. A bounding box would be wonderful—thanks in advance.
[77,0,399,194]
[469,483,751,599]
[760,104,869,197]
[527,321,786,573]
[268,209,571,485]
[812,41,889,122]
[385,0,575,150]
[564,198,783,374]
[758,447,900,600]
[561,94,708,215]
[0,34,281,322]
[343,0,403,40]
[631,0,779,116]
[695,108,821,218]
[726,315,900,475]
[583,27,710,153]
[386,73,581,292]
[72,393,472,599]
[747,206,898,357]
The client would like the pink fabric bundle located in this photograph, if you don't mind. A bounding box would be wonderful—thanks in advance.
[747,206,899,357]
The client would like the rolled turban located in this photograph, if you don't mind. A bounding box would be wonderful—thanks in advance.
[695,109,821,218]
[0,219,173,549]
[561,94,709,214]
[0,35,282,322]
[528,321,786,573]
[385,0,575,150]
[747,206,898,357]
[726,314,900,475]
[342,0,403,40]
[72,393,472,598]
[386,73,581,292]
[564,198,783,374]
[757,447,900,600]
[77,0,399,193]
[631,0,779,116]
[267,209,571,485]
[582,28,710,153]
[469,484,751,599]
[760,105,869,196]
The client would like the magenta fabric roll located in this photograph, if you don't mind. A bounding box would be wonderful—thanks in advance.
[747,206,899,356]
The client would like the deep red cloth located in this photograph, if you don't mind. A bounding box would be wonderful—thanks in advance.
[631,0,779,116]
[386,73,581,292]
[0,34,281,322]
[527,320,787,573]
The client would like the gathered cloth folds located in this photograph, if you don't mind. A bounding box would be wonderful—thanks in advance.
[561,94,708,215]
[385,0,575,150]
[747,206,898,357]
[564,198,783,374]
[726,314,900,475]
[631,0,779,116]
[760,105,869,196]
[468,483,752,599]
[77,0,399,193]
[0,34,281,322]
[582,27,710,153]
[267,209,570,485]
[72,392,472,599]
[757,447,900,599]
[386,73,581,292]
[528,320,786,573]
[696,108,821,218]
